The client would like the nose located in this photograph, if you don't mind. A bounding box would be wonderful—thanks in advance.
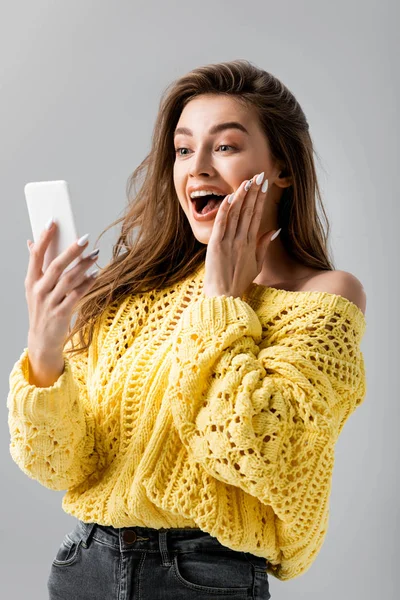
[188,146,213,178]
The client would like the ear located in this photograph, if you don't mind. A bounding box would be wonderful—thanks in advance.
[270,162,292,189]
[274,167,293,189]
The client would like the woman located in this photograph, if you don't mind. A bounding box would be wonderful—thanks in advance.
[8,60,367,599]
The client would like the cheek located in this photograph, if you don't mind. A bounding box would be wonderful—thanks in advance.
[172,171,185,209]
[176,188,188,214]
[173,167,185,198]
[260,200,270,222]
[178,198,187,215]
[173,161,181,186]
[172,167,178,190]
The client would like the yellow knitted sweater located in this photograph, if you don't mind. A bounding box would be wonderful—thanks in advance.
[7,263,367,581]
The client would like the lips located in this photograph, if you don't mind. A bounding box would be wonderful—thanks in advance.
[186,185,231,223]
[189,195,225,222]
[187,186,230,200]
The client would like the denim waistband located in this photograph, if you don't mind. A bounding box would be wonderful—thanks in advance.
[74,519,268,568]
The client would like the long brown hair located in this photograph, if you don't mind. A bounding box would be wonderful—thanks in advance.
[65,59,334,357]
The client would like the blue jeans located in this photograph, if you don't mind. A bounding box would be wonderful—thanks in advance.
[47,519,271,599]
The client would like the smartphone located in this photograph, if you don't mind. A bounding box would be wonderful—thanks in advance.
[25,180,82,275]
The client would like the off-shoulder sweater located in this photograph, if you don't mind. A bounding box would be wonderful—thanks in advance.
[7,262,367,581]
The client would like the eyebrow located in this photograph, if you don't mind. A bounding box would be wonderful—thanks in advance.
[173,121,250,138]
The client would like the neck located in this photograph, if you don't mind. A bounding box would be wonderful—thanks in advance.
[253,235,306,287]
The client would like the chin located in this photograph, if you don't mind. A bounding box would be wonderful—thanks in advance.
[192,231,211,245]
[186,217,213,245]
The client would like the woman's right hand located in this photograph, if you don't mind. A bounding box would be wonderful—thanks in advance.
[25,220,100,359]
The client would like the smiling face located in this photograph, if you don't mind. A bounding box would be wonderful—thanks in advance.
[173,94,289,244]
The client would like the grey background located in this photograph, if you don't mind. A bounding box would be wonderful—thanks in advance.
[1,0,398,598]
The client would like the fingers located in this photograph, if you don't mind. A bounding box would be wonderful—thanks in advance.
[223,179,253,240]
[50,253,99,306]
[57,268,99,314]
[247,173,268,239]
[227,173,268,240]
[26,222,59,283]
[26,221,91,291]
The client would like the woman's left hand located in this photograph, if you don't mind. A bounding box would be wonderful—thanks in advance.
[203,172,280,299]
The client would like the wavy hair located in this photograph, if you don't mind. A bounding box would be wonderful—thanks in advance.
[65,59,334,357]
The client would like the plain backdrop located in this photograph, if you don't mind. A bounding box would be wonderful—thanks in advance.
[1,1,398,598]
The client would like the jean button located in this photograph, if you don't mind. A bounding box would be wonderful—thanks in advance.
[123,530,137,544]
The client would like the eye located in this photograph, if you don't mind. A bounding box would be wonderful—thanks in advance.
[175,147,190,156]
[175,145,236,156]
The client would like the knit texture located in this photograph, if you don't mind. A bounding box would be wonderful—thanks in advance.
[7,263,367,580]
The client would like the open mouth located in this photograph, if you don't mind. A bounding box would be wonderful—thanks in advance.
[191,193,226,215]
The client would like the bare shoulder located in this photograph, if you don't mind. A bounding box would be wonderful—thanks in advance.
[301,270,367,315]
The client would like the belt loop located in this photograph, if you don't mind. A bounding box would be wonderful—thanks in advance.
[158,530,172,567]
[80,522,96,549]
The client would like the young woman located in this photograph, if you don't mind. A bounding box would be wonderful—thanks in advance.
[8,59,367,599]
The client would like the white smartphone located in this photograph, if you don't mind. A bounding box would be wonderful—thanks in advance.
[25,180,82,276]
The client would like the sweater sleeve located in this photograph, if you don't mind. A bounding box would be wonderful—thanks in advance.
[168,294,367,579]
[6,332,99,491]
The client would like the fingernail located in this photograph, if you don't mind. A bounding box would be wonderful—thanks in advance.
[261,179,269,193]
[45,216,54,230]
[271,228,282,241]
[77,233,90,246]
[88,248,100,259]
[255,172,264,185]
[244,179,253,192]
[227,193,234,204]
[27,240,32,252]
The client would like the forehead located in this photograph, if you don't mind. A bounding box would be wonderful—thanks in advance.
[176,94,257,132]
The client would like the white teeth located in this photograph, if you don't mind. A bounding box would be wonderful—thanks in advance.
[190,190,226,199]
